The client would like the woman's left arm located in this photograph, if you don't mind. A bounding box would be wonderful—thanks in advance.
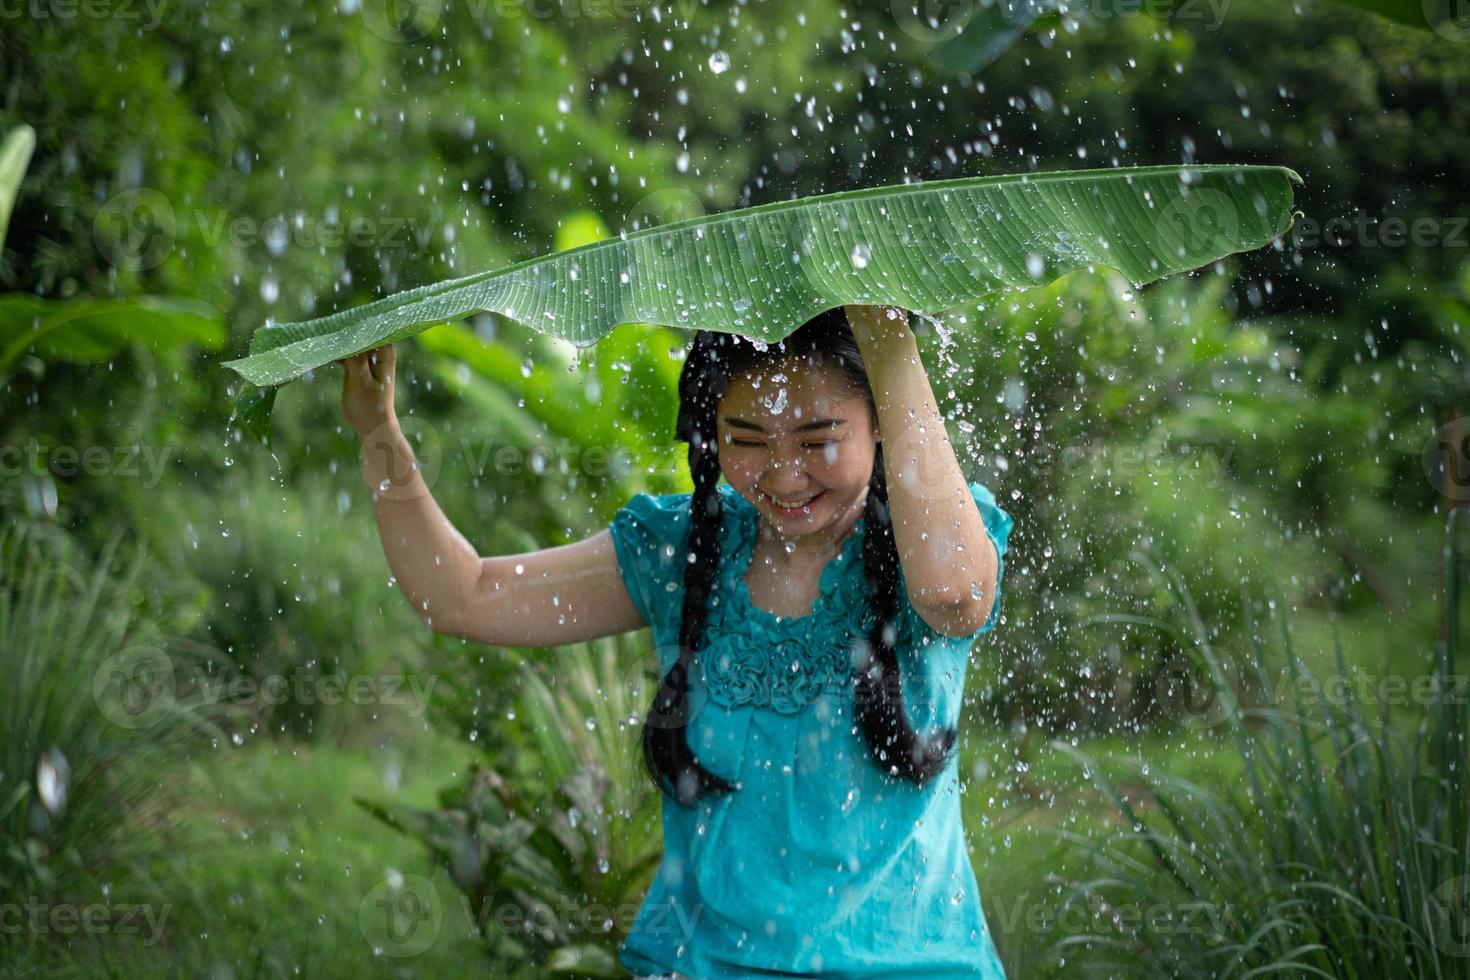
[845,304,999,637]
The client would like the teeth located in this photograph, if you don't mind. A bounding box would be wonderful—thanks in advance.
[768,493,817,509]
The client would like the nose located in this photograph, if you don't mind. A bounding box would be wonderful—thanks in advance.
[760,453,810,489]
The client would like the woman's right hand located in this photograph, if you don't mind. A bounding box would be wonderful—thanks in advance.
[337,345,397,439]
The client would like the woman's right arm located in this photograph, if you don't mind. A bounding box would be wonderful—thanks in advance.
[342,345,648,647]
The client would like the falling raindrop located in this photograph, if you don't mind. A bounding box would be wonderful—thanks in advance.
[35,748,69,816]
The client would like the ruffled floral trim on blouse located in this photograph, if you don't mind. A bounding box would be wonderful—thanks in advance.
[694,486,881,714]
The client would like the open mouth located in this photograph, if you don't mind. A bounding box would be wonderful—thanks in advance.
[760,490,825,515]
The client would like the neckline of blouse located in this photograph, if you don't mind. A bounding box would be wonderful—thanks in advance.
[715,483,867,629]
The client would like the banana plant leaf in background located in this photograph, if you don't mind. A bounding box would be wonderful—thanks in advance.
[0,124,35,246]
[0,295,224,377]
[0,124,225,384]
[223,163,1302,446]
[925,0,1463,75]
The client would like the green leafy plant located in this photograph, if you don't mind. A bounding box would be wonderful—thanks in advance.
[360,636,664,978]
[223,164,1301,444]
[924,0,1465,74]
[1031,510,1469,976]
[417,317,690,498]
[0,122,223,385]
[0,293,224,377]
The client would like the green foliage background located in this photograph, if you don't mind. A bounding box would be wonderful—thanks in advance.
[1,0,1467,975]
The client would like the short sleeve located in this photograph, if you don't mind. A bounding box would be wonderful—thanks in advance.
[607,491,693,633]
[898,480,1015,646]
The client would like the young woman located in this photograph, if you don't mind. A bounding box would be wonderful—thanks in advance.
[338,304,1014,979]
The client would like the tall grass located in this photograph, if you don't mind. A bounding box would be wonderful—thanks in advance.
[0,520,208,927]
[1034,512,1469,977]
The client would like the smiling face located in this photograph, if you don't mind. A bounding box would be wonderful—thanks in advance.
[716,355,881,542]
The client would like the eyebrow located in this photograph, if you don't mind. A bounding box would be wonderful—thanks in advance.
[721,416,847,433]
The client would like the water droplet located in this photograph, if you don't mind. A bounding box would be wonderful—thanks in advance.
[849,243,871,269]
[35,749,69,816]
[707,51,731,74]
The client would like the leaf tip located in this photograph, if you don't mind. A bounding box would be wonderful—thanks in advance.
[227,383,278,448]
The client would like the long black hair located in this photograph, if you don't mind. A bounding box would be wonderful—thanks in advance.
[639,307,958,806]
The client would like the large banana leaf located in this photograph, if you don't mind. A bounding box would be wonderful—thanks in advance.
[223,164,1301,445]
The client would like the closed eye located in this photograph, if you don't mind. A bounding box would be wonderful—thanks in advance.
[728,439,838,449]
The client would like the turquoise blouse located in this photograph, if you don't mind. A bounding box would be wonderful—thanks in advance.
[608,480,1014,979]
